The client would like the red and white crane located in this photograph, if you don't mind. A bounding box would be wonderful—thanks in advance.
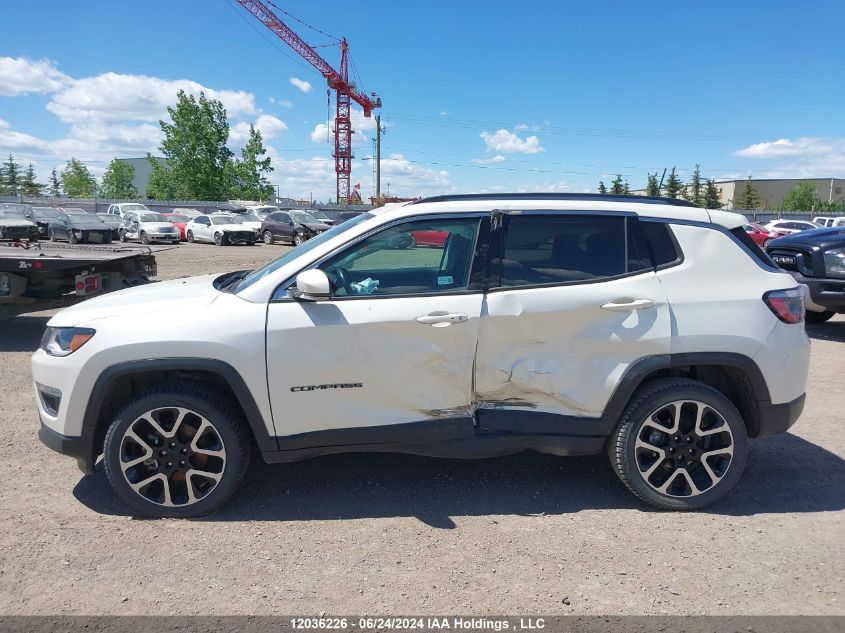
[235,0,381,204]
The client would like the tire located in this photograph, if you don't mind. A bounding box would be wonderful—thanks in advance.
[186,230,194,243]
[805,310,835,324]
[263,230,274,245]
[608,378,748,511]
[49,228,56,242]
[103,383,251,518]
[140,231,150,245]
[119,229,127,242]
[214,232,225,246]
[763,239,772,248]
[293,232,304,246]
[68,231,78,244]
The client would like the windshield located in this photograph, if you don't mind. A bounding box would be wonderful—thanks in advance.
[33,207,60,218]
[211,215,237,225]
[123,204,150,212]
[167,215,189,223]
[0,209,26,219]
[310,210,331,220]
[236,213,374,293]
[254,206,279,215]
[140,213,167,223]
[70,212,99,220]
[291,211,319,224]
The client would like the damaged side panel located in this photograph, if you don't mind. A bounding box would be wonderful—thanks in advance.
[474,272,671,427]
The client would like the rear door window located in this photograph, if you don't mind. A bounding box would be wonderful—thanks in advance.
[497,214,632,287]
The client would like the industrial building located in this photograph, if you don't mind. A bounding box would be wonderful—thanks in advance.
[715,178,844,210]
[114,157,166,198]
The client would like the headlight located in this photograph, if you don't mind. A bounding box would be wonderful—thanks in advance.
[74,229,83,236]
[823,248,845,279]
[40,327,96,357]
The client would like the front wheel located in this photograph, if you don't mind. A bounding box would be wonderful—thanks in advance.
[103,384,251,518]
[140,231,150,245]
[608,378,748,510]
[293,232,304,246]
[118,229,127,242]
[805,310,835,324]
[186,230,194,243]
[49,229,56,242]
[214,232,225,246]
[68,231,78,244]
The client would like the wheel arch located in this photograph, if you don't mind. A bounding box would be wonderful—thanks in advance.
[80,358,277,472]
[603,353,771,439]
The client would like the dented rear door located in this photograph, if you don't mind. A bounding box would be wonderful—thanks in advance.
[474,211,671,431]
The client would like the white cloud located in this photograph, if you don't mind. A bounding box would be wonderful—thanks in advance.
[471,155,506,165]
[480,129,544,154]
[0,118,49,152]
[269,97,293,108]
[47,72,256,124]
[735,137,835,158]
[0,57,69,96]
[439,111,449,116]
[513,123,540,132]
[230,114,288,146]
[310,107,380,145]
[289,77,312,94]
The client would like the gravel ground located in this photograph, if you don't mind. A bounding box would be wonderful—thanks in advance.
[0,242,843,615]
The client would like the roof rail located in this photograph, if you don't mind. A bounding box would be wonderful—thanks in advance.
[410,193,699,207]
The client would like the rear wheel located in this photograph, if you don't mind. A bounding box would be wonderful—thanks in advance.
[103,384,251,518]
[608,378,748,510]
[263,230,274,245]
[805,310,835,324]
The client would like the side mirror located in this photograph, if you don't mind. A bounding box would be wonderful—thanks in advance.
[291,269,331,301]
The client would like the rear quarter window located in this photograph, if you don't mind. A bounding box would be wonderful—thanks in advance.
[730,226,775,267]
[639,222,681,268]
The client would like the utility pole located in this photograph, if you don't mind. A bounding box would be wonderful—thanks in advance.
[375,114,382,203]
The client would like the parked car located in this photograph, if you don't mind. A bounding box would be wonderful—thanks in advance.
[34,193,809,517]
[245,205,281,221]
[742,223,779,247]
[335,211,364,223]
[119,211,181,244]
[223,212,262,237]
[31,207,62,238]
[813,216,836,227]
[766,226,845,324]
[106,202,151,218]
[162,213,191,241]
[260,209,331,245]
[0,205,38,241]
[48,210,112,244]
[410,228,449,248]
[307,209,336,226]
[184,213,257,246]
[763,219,818,235]
[172,207,204,219]
[95,213,124,240]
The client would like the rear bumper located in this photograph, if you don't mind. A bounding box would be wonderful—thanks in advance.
[38,420,96,474]
[755,393,805,439]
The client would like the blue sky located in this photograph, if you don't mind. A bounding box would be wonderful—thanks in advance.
[1,0,843,201]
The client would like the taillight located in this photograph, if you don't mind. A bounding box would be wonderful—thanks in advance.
[763,288,805,324]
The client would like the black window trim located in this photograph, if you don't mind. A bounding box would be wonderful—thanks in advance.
[270,211,491,302]
[638,217,685,271]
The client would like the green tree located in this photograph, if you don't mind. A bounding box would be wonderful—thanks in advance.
[780,181,820,211]
[609,174,625,195]
[663,167,683,199]
[646,172,659,196]
[1,154,21,195]
[703,179,721,209]
[231,125,274,200]
[682,164,703,206]
[20,163,44,196]
[146,155,179,199]
[737,176,761,210]
[156,90,233,200]
[100,159,137,199]
[598,181,607,194]
[48,167,62,197]
[623,180,630,194]
[60,158,97,197]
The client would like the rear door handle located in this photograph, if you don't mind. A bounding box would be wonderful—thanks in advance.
[601,298,655,312]
[416,312,469,325]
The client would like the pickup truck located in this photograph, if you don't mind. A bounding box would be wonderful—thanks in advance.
[766,227,845,323]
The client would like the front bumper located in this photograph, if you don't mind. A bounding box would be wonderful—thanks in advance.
[791,273,845,312]
[755,393,805,439]
[149,233,180,241]
[38,420,96,474]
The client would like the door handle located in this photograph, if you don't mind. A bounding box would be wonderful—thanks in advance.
[416,312,469,325]
[600,298,655,312]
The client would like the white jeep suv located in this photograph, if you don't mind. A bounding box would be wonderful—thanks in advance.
[33,194,809,517]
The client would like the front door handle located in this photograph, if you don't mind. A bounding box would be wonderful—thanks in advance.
[416,312,469,326]
[601,298,655,312]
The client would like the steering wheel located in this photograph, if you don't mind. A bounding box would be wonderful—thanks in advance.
[334,266,355,295]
